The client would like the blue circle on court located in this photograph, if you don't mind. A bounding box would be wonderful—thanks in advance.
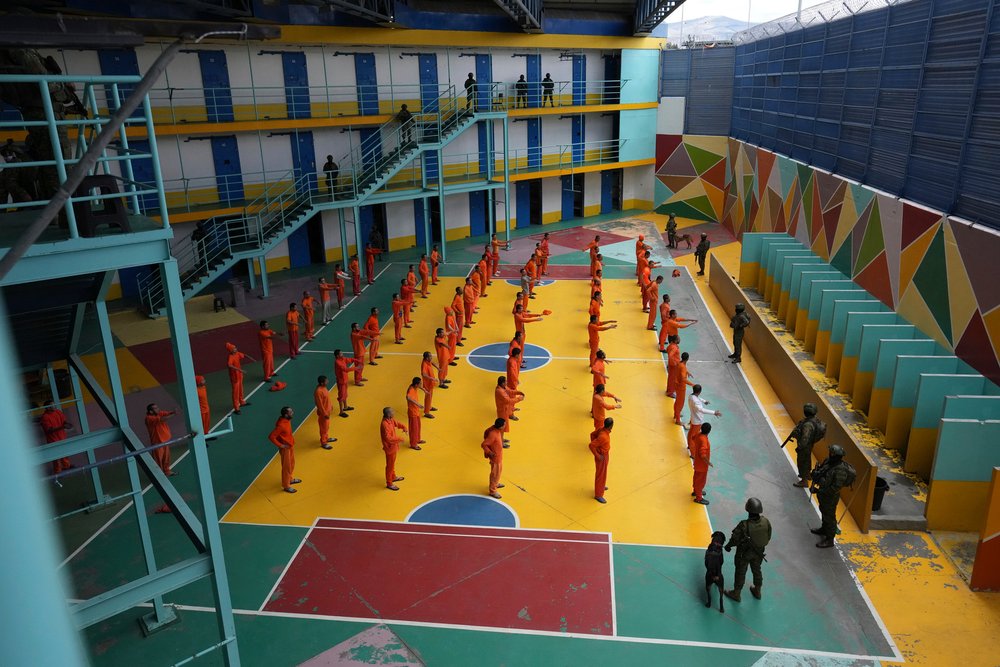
[407,495,518,528]
[466,342,551,372]
[505,278,555,288]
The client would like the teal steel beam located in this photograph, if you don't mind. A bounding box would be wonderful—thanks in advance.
[35,427,123,464]
[0,296,86,666]
[502,116,511,244]
[70,555,212,629]
[257,256,269,298]
[38,80,78,238]
[352,205,362,262]
[245,258,257,290]
[68,364,110,508]
[338,208,348,263]
[159,258,240,665]
[437,148,446,262]
[422,197,431,255]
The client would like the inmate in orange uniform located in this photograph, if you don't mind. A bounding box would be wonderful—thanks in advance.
[589,295,602,319]
[365,244,381,284]
[673,357,693,424]
[482,422,505,497]
[406,383,424,448]
[539,235,550,274]
[463,281,478,326]
[301,294,316,341]
[258,324,277,380]
[430,248,441,284]
[391,297,406,343]
[333,268,347,307]
[40,406,72,474]
[589,423,612,502]
[506,351,522,391]
[644,280,659,329]
[318,279,335,323]
[636,253,649,287]
[314,381,333,446]
[525,257,538,296]
[380,412,407,489]
[495,380,523,434]
[195,376,210,435]
[435,331,452,384]
[659,309,693,350]
[401,282,416,324]
[418,257,430,296]
[591,356,609,387]
[592,387,619,431]
[452,290,466,330]
[363,311,381,363]
[692,426,712,503]
[445,307,459,360]
[268,411,298,491]
[333,354,358,410]
[478,257,490,296]
[513,307,543,346]
[583,238,600,275]
[286,308,300,358]
[588,319,616,367]
[470,271,484,311]
[226,344,250,412]
[665,339,681,396]
[145,407,176,475]
[350,326,369,384]
[420,356,438,415]
[491,237,503,275]
[349,256,362,295]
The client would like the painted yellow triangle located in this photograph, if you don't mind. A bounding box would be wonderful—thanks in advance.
[668,176,708,205]
[899,223,938,296]
[682,135,728,157]
[898,283,951,350]
[943,222,980,343]
[783,175,799,223]
[983,305,1000,371]
[810,228,828,258]
[704,182,725,221]
[831,187,858,253]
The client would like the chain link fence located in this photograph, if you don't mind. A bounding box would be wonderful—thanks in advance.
[732,0,917,44]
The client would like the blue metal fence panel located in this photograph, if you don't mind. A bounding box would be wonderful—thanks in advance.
[661,47,734,136]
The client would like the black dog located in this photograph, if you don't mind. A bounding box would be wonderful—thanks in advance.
[704,530,726,612]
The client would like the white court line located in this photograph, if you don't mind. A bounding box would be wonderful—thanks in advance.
[319,515,611,540]
[148,602,900,662]
[299,349,668,364]
[309,524,609,547]
[608,538,618,636]
[257,517,318,612]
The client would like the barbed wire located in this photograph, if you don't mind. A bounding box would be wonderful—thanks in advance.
[732,0,916,44]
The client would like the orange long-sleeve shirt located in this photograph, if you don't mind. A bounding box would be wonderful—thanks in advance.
[40,409,68,442]
[269,416,294,449]
[145,411,173,445]
[589,427,611,457]
[380,417,406,452]
[592,391,618,424]
[314,385,332,418]
[406,385,422,417]
[482,427,504,460]
[693,432,711,472]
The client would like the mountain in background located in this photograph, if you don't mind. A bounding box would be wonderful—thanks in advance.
[652,15,753,43]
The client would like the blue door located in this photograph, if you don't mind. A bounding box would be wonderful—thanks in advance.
[475,55,492,112]
[419,55,439,184]
[572,54,586,106]
[516,181,531,230]
[281,52,310,119]
[527,119,541,169]
[469,190,487,236]
[355,53,379,116]
[414,199,427,249]
[125,139,158,214]
[198,50,234,122]
[358,205,375,248]
[210,135,244,204]
[561,175,575,220]
[600,171,614,214]
[97,49,143,117]
[287,224,311,268]
[526,54,541,108]
[290,131,317,193]
[572,115,585,164]
[477,124,491,177]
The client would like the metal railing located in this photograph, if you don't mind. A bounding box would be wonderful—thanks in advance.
[506,138,625,174]
[474,79,629,111]
[0,74,168,240]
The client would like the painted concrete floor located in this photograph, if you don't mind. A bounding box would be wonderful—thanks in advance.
[52,211,1000,666]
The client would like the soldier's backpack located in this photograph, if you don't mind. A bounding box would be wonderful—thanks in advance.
[811,416,827,442]
[839,460,857,488]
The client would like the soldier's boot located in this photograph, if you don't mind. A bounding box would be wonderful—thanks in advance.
[724,589,741,602]
[816,537,836,549]
[793,479,809,488]
[749,585,762,600]
[810,526,824,535]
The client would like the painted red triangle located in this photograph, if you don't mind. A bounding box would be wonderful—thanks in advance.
[822,203,843,256]
[703,159,727,191]
[954,309,1000,385]
[854,251,894,309]
[901,201,943,249]
[656,134,683,171]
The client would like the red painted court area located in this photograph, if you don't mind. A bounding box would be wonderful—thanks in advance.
[264,519,616,635]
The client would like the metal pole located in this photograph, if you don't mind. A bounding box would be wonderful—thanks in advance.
[502,116,511,244]
[338,208,348,263]
[352,205,362,261]
[258,256,270,297]
[437,148,446,262]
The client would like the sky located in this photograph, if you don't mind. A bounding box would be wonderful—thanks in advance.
[665,0,831,24]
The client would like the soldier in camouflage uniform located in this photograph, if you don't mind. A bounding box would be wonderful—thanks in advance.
[694,232,711,275]
[790,402,825,487]
[724,497,772,602]
[810,444,854,549]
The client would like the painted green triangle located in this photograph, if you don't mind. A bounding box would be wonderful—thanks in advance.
[654,200,716,223]
[855,201,884,272]
[831,235,853,276]
[686,195,716,220]
[685,144,723,175]
[743,174,754,194]
[802,177,815,230]
[910,226,952,342]
[797,163,814,190]
[777,158,798,194]
[850,183,876,217]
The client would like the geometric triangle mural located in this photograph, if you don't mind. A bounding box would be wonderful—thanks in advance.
[655,135,727,222]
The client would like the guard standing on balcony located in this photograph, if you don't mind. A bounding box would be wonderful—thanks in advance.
[542,73,555,107]
[397,104,414,144]
[515,75,528,108]
[464,73,477,111]
[322,155,339,198]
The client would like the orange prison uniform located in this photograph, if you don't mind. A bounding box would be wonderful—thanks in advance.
[673,360,691,423]
[589,427,611,500]
[418,258,430,296]
[589,298,601,319]
[228,351,248,411]
[525,260,538,295]
[637,254,648,286]
[334,357,354,402]
[196,384,210,435]
[446,312,459,359]
[482,426,504,493]
[318,282,334,320]
[286,311,300,358]
[508,337,522,360]
[406,270,417,293]
[40,409,72,473]
[539,238,550,274]
[588,321,610,367]
[391,298,406,342]
[452,293,466,329]
[478,259,490,295]
[584,240,599,274]
[506,354,521,391]
[463,284,477,325]
[145,410,173,475]
[591,358,608,388]
[514,311,540,346]
[259,328,276,380]
[365,246,380,283]
[491,239,502,274]
[430,249,440,283]
[349,258,361,295]
[401,284,416,324]
[421,358,437,414]
[435,334,451,384]
[495,384,516,433]
[692,432,711,501]
[314,385,332,443]
[334,274,346,306]
[592,390,618,431]
[406,385,422,447]
[380,417,406,486]
[666,342,681,394]
[302,295,316,340]
[644,282,659,327]
[591,259,602,281]
[268,416,295,489]
[470,271,484,311]
[657,302,673,349]
[363,313,381,363]
[350,329,367,384]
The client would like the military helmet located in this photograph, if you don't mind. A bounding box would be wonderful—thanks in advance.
[745,497,763,514]
[828,444,845,458]
[803,402,817,417]
[735,303,745,312]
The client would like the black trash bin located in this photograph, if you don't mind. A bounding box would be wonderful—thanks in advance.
[872,476,889,511]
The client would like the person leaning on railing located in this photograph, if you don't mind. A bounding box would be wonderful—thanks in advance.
[322,155,339,199]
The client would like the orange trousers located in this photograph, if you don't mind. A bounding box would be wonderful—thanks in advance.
[404,301,413,324]
[353,355,365,383]
[152,444,171,475]
[394,318,403,342]
[492,253,500,274]
[437,351,449,383]
[464,299,475,324]
[593,452,609,499]
[647,307,657,329]
[423,384,434,414]
[288,330,300,358]
[201,410,211,435]
[367,259,375,284]
[489,457,503,493]
[352,274,361,295]
[693,469,708,500]
[384,449,397,486]
[658,327,670,350]
[280,447,295,488]
[673,387,687,422]
[666,365,678,394]
[687,423,701,458]
[52,457,72,475]
[305,312,315,339]
[318,415,330,443]
[540,256,548,274]
[420,274,429,296]
[369,338,380,363]
[262,352,275,380]
[408,413,421,447]
[431,265,439,284]
[230,376,244,411]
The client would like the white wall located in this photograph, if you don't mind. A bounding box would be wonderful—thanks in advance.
[542,176,562,219]
[657,97,685,134]
[584,171,601,213]
[623,165,654,208]
[386,199,416,244]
